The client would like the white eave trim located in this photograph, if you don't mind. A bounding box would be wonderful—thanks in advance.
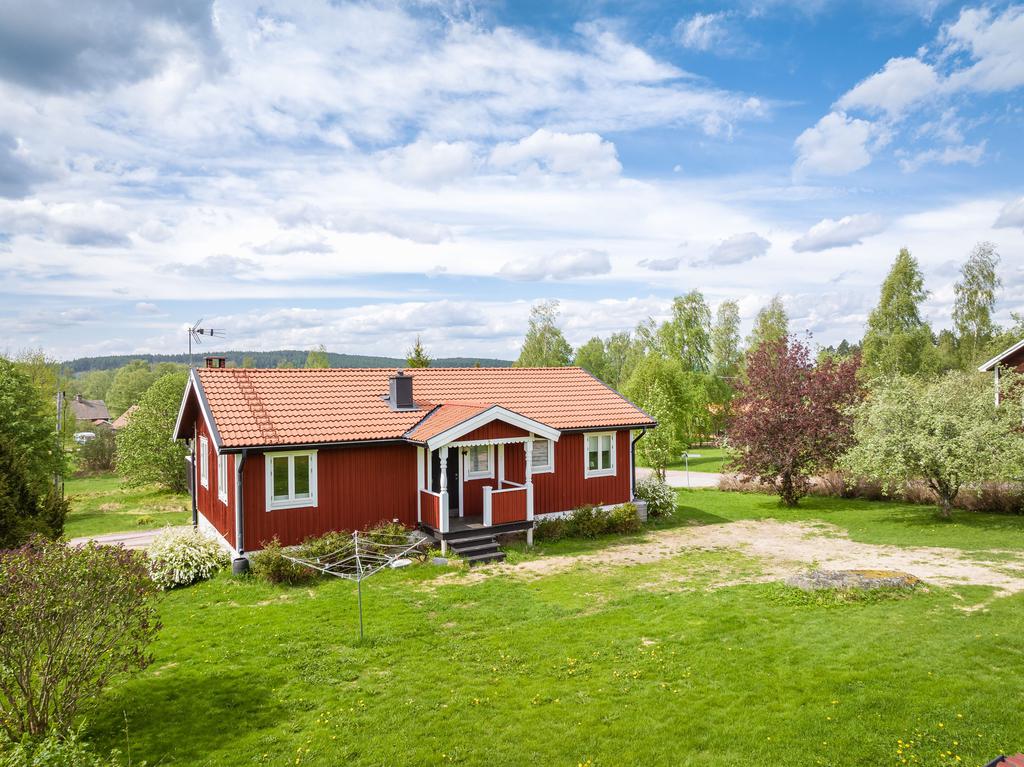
[978,338,1024,372]
[172,370,223,451]
[425,406,560,451]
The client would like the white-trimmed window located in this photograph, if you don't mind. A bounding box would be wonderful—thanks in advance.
[466,445,493,479]
[265,450,318,511]
[199,436,209,488]
[217,452,228,504]
[584,432,615,478]
[530,438,554,474]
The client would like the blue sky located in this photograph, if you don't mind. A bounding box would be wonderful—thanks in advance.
[1,0,1022,361]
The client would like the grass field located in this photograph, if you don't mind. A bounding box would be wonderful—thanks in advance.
[639,446,732,473]
[64,474,190,538]
[82,489,1024,766]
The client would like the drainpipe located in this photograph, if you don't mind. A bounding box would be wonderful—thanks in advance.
[630,428,647,497]
[232,449,249,575]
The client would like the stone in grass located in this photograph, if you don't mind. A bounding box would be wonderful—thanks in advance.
[786,569,921,591]
[431,556,449,566]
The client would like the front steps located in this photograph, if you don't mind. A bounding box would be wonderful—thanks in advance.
[446,533,506,566]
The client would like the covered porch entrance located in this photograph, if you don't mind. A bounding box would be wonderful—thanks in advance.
[413,405,560,553]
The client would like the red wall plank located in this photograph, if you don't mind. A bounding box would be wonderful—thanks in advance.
[194,415,234,546]
[242,442,419,549]
[459,420,529,442]
[492,487,527,523]
[503,431,631,514]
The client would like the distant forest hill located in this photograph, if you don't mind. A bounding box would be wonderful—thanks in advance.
[64,350,513,373]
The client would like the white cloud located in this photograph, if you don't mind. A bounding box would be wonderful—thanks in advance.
[489,129,621,178]
[135,302,160,314]
[377,138,476,186]
[792,213,888,252]
[703,232,771,265]
[837,57,939,117]
[898,141,986,172]
[793,112,876,176]
[941,6,1024,93]
[252,233,333,255]
[995,196,1024,230]
[675,13,730,52]
[638,257,681,271]
[498,248,611,281]
[163,254,260,278]
[0,199,133,247]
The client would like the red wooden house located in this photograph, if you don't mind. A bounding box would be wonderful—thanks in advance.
[173,359,656,562]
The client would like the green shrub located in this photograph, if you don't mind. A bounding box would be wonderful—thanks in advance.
[0,537,160,740]
[565,504,611,539]
[635,474,675,518]
[533,517,567,542]
[607,503,642,534]
[296,531,351,561]
[250,538,315,585]
[135,515,155,527]
[0,727,125,767]
[147,527,228,589]
[77,428,116,474]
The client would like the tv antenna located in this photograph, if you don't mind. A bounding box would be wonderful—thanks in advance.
[187,319,225,368]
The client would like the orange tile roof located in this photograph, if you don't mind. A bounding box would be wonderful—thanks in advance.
[195,367,654,448]
[405,403,491,442]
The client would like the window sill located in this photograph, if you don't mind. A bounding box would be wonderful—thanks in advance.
[584,469,616,479]
[531,465,554,474]
[267,498,317,512]
[465,471,494,481]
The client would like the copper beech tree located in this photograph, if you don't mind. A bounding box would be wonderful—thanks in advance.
[728,336,861,506]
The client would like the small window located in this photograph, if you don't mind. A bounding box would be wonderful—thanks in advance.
[466,445,493,479]
[584,432,615,478]
[199,436,209,488]
[265,451,318,511]
[217,452,228,504]
[531,438,554,473]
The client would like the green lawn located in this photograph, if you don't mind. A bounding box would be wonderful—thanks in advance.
[81,489,1024,766]
[64,474,190,538]
[639,446,732,473]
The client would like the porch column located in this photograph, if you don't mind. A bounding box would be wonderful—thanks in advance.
[416,447,425,523]
[524,438,535,546]
[439,446,450,536]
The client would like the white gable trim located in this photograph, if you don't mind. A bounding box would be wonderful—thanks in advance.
[172,370,223,451]
[979,337,1024,372]
[425,406,559,451]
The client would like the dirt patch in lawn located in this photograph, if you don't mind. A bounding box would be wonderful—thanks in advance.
[431,519,1024,602]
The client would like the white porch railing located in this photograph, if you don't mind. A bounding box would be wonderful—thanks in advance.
[483,485,528,526]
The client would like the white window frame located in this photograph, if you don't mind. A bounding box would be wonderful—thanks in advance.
[265,450,318,512]
[583,431,616,479]
[530,437,554,474]
[199,436,209,488]
[217,451,228,504]
[465,444,494,480]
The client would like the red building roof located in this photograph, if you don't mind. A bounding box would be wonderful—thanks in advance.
[181,367,655,449]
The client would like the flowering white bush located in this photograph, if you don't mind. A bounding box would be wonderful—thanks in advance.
[147,527,228,589]
[635,474,676,518]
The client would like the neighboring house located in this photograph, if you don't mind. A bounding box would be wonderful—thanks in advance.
[978,338,1024,406]
[111,404,139,430]
[69,394,110,425]
[173,358,656,561]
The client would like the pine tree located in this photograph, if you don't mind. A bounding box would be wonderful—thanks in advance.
[953,241,1001,368]
[406,336,432,368]
[861,248,932,379]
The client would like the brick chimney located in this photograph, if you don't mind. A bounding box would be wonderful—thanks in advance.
[205,356,227,369]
